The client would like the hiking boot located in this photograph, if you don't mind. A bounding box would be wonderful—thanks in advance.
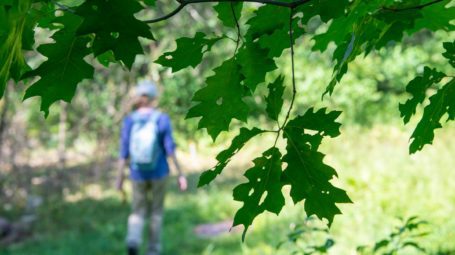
[127,246,138,255]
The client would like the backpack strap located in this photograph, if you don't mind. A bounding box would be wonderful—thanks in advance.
[149,110,161,124]
[130,109,161,123]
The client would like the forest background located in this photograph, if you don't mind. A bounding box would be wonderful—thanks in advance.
[0,1,454,254]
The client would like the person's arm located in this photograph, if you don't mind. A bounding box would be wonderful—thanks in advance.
[169,153,187,191]
[116,117,131,191]
[116,159,127,191]
[162,114,187,191]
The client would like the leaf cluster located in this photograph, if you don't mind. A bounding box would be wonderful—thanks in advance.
[1,0,454,240]
[277,216,335,255]
[399,41,455,153]
[357,216,430,255]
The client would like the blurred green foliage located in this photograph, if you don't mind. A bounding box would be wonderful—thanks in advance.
[357,216,430,255]
[1,0,454,247]
[1,127,454,254]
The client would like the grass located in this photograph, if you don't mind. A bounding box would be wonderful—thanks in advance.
[1,125,454,255]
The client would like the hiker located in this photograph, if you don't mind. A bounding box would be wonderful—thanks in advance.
[116,80,187,255]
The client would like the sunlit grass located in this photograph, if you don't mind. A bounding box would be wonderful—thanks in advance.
[2,126,454,255]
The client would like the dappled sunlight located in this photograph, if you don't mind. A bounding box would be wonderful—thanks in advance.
[1,1,455,254]
[64,183,117,203]
[1,127,455,254]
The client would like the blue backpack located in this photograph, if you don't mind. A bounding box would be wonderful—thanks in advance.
[129,111,161,170]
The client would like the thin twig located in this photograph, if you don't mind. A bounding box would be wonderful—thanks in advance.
[271,8,297,149]
[231,2,242,53]
[181,0,312,8]
[145,3,187,23]
[281,8,297,130]
[382,0,443,12]
[145,0,313,23]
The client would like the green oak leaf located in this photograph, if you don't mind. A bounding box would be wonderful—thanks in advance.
[285,108,342,138]
[257,14,304,59]
[258,27,289,59]
[313,0,349,22]
[142,0,156,6]
[318,4,422,96]
[199,127,264,187]
[442,41,455,68]
[373,9,422,50]
[233,147,284,240]
[249,6,305,61]
[214,2,243,28]
[21,4,43,52]
[412,0,455,32]
[323,33,355,96]
[265,76,285,121]
[97,50,116,67]
[399,67,446,124]
[22,14,94,117]
[409,78,455,153]
[245,5,289,40]
[237,41,277,91]
[247,4,304,61]
[0,0,32,98]
[0,1,12,6]
[186,58,249,140]
[34,2,59,29]
[373,239,390,252]
[311,9,360,95]
[156,32,220,73]
[296,0,349,24]
[75,0,154,68]
[312,13,356,53]
[282,108,351,225]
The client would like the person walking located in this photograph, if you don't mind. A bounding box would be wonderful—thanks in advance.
[116,80,187,255]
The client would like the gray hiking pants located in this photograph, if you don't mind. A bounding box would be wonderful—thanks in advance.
[126,178,167,255]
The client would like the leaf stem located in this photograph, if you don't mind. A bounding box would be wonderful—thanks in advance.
[271,8,296,148]
[231,2,242,53]
[281,8,297,130]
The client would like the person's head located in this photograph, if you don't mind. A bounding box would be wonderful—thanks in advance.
[133,80,158,109]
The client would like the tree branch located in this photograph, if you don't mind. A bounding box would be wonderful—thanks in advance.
[145,3,188,23]
[382,0,443,12]
[181,0,312,8]
[145,0,312,23]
